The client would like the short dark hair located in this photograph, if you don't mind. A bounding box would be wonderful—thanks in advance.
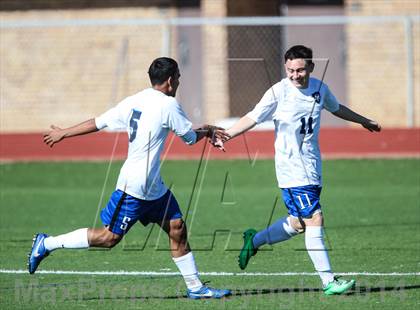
[148,57,179,85]
[284,45,313,65]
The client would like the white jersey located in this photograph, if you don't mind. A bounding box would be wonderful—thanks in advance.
[95,88,193,200]
[247,77,340,188]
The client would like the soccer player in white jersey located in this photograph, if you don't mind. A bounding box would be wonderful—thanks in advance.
[216,45,381,295]
[28,57,231,299]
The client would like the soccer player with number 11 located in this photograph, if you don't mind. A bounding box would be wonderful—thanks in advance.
[215,45,381,295]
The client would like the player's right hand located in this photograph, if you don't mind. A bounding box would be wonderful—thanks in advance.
[212,127,230,142]
[43,125,65,147]
[210,137,225,152]
[362,120,381,132]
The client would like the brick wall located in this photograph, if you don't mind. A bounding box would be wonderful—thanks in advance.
[347,0,419,15]
[346,0,420,127]
[0,1,230,131]
[0,8,176,132]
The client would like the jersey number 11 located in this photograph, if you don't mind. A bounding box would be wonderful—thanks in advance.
[300,117,314,134]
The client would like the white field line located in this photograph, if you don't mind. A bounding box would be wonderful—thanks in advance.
[0,269,419,277]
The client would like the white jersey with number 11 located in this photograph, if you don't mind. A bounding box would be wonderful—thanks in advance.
[246,77,340,188]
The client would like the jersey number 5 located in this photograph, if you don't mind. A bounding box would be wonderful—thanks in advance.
[120,216,131,231]
[129,110,142,142]
[300,117,314,134]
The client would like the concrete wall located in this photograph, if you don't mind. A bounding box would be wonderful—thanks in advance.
[201,0,229,124]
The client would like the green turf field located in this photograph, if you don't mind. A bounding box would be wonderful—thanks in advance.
[0,159,419,309]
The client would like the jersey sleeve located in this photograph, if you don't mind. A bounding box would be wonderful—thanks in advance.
[162,99,193,136]
[323,86,340,113]
[180,129,197,145]
[246,85,279,124]
[95,98,132,130]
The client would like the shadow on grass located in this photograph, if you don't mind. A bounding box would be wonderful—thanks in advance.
[76,285,420,301]
[232,285,420,296]
[344,285,420,296]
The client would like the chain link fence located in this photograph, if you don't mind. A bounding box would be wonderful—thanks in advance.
[1,16,419,132]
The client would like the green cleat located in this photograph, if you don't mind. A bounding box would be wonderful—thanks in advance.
[323,278,355,295]
[238,229,258,270]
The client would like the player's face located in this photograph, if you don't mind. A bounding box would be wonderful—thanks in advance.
[284,58,313,89]
[168,70,180,97]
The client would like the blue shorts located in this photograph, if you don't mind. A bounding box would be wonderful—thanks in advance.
[281,185,322,218]
[100,189,183,235]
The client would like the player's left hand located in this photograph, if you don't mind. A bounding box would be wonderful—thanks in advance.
[362,120,381,132]
[43,125,66,147]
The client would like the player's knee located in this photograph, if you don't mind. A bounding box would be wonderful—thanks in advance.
[302,212,323,228]
[170,218,185,231]
[108,234,122,248]
[289,217,305,234]
[169,219,187,240]
[295,226,305,234]
[102,230,122,248]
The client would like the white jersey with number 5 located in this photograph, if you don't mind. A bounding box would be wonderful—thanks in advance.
[95,88,193,200]
[246,77,340,188]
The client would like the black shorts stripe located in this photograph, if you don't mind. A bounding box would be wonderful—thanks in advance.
[109,192,127,232]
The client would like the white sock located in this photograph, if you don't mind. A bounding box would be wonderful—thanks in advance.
[44,228,89,251]
[305,226,334,286]
[252,216,299,248]
[172,252,203,291]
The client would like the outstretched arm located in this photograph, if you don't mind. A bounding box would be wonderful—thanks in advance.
[225,116,257,140]
[332,105,381,132]
[43,118,99,147]
[193,125,229,143]
[210,116,257,151]
[179,124,230,147]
